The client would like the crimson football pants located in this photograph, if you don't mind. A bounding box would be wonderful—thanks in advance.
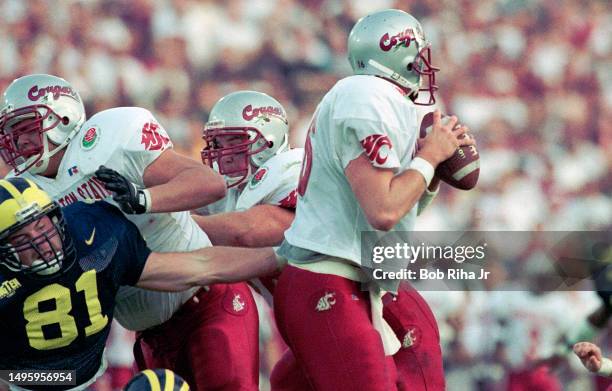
[272,265,399,391]
[134,283,259,391]
[507,367,562,391]
[271,276,444,391]
[383,282,445,391]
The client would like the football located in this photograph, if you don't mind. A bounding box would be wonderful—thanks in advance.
[419,112,480,190]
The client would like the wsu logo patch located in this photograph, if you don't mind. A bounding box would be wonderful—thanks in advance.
[81,126,100,150]
[250,167,268,188]
[223,288,249,316]
[401,326,422,349]
[360,134,393,165]
[141,121,170,151]
[311,290,343,313]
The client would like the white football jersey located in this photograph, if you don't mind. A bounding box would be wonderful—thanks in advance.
[283,75,420,267]
[14,107,210,331]
[201,148,303,304]
[203,148,303,214]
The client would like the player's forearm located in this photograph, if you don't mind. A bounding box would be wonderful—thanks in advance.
[192,213,252,246]
[138,247,280,291]
[187,246,280,285]
[373,170,427,230]
[417,177,440,216]
[382,157,443,223]
[147,167,226,213]
[193,207,293,247]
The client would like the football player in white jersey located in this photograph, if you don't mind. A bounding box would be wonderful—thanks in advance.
[0,74,261,390]
[196,91,301,248]
[195,90,452,391]
[274,9,475,390]
[195,90,302,384]
[196,91,302,303]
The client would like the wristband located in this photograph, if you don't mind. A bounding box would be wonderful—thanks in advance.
[140,188,152,213]
[409,157,435,187]
[599,357,612,377]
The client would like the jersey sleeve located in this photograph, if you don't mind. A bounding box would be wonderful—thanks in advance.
[333,82,404,171]
[267,186,298,209]
[114,217,151,286]
[236,149,303,210]
[96,203,151,286]
[117,108,173,185]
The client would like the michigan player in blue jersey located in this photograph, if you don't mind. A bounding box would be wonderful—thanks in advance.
[0,178,280,391]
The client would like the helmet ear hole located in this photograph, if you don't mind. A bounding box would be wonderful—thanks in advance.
[268,141,274,148]
[61,116,70,125]
[407,63,413,71]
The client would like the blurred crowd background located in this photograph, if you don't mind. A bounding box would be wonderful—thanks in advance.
[1,0,610,390]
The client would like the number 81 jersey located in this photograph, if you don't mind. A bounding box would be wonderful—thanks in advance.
[0,202,150,390]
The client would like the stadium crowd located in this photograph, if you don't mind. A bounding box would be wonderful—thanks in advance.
[0,0,609,390]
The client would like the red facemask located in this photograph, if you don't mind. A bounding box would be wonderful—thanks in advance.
[412,45,439,106]
[201,127,272,188]
[0,104,62,174]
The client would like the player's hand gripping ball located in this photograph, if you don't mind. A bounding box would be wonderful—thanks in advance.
[419,112,480,190]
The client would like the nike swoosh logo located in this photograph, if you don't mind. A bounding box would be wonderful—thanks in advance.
[85,228,96,246]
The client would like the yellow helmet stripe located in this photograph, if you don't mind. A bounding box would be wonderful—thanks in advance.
[142,369,162,391]
[0,180,28,208]
[0,178,54,233]
[179,381,190,391]
[164,369,174,391]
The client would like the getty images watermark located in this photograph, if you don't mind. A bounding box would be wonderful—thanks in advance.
[370,242,490,281]
[360,231,611,292]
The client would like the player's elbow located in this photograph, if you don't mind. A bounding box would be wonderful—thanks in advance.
[234,220,268,247]
[367,211,400,232]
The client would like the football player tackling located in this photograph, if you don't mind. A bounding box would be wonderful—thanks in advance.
[0,178,279,390]
[274,9,474,390]
[0,74,259,390]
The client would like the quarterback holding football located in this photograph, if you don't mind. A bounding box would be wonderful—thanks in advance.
[274,9,475,390]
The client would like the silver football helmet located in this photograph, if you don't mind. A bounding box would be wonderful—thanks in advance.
[348,9,439,105]
[201,91,289,187]
[0,74,86,175]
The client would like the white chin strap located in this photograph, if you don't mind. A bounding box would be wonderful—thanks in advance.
[23,130,75,175]
[368,59,420,93]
